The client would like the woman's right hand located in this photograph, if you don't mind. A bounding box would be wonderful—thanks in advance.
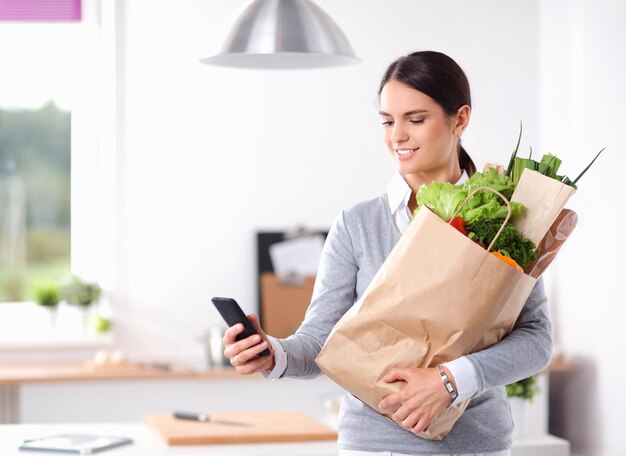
[223,314,275,375]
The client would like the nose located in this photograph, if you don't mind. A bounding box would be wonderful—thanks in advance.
[390,122,408,145]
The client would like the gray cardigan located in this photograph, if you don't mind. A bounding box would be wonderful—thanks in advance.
[277,195,553,454]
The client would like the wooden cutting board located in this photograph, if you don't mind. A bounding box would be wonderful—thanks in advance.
[143,411,337,445]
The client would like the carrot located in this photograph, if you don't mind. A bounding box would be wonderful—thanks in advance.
[491,251,523,272]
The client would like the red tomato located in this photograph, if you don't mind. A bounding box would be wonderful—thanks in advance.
[449,216,468,236]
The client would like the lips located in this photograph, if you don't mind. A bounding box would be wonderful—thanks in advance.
[395,148,418,160]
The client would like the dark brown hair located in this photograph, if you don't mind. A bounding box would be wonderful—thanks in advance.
[378,51,476,176]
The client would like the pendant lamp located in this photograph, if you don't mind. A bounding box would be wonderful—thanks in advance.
[200,0,360,69]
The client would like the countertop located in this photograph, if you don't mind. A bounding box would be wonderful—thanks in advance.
[0,363,240,385]
[0,422,571,456]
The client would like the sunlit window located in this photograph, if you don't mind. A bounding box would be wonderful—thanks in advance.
[0,23,79,302]
[0,1,117,342]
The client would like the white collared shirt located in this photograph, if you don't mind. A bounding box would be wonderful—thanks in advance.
[386,170,469,234]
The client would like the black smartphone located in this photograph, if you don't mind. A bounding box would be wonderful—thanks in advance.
[211,297,271,357]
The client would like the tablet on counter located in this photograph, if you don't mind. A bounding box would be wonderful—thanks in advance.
[18,433,133,454]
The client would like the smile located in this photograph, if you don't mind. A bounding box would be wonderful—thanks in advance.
[395,148,418,159]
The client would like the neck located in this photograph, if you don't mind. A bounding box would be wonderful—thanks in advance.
[403,166,463,194]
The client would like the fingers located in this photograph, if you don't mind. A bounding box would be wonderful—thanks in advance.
[227,338,273,375]
[392,404,411,424]
[411,416,430,434]
[233,354,272,375]
[222,314,275,375]
[379,393,400,411]
[383,367,410,383]
[223,332,262,358]
[223,323,245,345]
[232,345,274,375]
[231,338,270,365]
[246,314,270,342]
[392,404,432,434]
[379,367,443,434]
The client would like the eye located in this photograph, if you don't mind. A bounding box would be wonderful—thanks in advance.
[381,120,394,126]
[409,119,424,125]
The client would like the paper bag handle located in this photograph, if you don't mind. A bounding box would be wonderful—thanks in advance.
[449,186,512,252]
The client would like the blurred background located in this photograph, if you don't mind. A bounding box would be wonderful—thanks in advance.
[0,1,623,455]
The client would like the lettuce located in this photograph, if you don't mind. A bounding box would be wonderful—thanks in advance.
[414,182,468,221]
[413,169,525,223]
[460,193,524,224]
[465,168,516,199]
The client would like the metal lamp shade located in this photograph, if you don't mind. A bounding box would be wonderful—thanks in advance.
[201,0,360,69]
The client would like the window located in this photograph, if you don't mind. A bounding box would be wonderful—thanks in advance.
[0,102,71,302]
[0,21,81,302]
[0,0,117,341]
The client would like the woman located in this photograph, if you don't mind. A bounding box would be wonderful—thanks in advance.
[223,51,552,456]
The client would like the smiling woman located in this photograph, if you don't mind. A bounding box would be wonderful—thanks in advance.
[220,50,552,456]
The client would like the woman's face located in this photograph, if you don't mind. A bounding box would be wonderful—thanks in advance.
[379,79,461,178]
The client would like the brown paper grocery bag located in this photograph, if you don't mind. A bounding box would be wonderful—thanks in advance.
[510,169,576,245]
[315,206,537,440]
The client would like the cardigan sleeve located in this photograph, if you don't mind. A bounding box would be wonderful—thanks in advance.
[465,278,553,393]
[277,209,359,378]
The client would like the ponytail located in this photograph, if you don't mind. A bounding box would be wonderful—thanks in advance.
[458,145,476,177]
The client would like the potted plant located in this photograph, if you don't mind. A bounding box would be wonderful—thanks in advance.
[60,275,101,307]
[506,374,539,440]
[31,280,60,330]
[60,275,102,333]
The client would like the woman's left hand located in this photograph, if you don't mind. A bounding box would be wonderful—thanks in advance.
[378,367,453,434]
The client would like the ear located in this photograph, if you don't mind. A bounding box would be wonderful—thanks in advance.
[454,105,471,136]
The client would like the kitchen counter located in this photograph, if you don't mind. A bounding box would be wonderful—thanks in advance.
[0,362,239,385]
[0,363,246,424]
[0,422,570,455]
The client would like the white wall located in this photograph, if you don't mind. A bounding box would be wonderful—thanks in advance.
[112,0,541,365]
[539,1,626,456]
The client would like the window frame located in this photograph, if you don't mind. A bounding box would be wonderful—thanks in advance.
[0,0,118,344]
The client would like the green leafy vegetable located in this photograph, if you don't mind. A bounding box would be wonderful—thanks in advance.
[414,182,468,222]
[505,123,605,188]
[415,169,525,224]
[505,122,523,177]
[572,147,605,185]
[540,153,561,178]
[464,168,517,199]
[460,193,524,224]
[466,219,539,268]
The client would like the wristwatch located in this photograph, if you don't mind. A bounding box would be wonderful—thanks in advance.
[438,365,458,402]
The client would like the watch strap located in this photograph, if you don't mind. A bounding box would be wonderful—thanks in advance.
[438,365,459,402]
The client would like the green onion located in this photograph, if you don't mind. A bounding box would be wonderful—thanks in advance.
[572,147,605,185]
[540,153,561,178]
[512,157,537,186]
[506,122,523,177]
[504,123,604,189]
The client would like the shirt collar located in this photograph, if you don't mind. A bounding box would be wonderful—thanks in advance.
[386,170,469,215]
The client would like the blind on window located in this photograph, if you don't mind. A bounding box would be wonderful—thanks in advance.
[0,0,81,21]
